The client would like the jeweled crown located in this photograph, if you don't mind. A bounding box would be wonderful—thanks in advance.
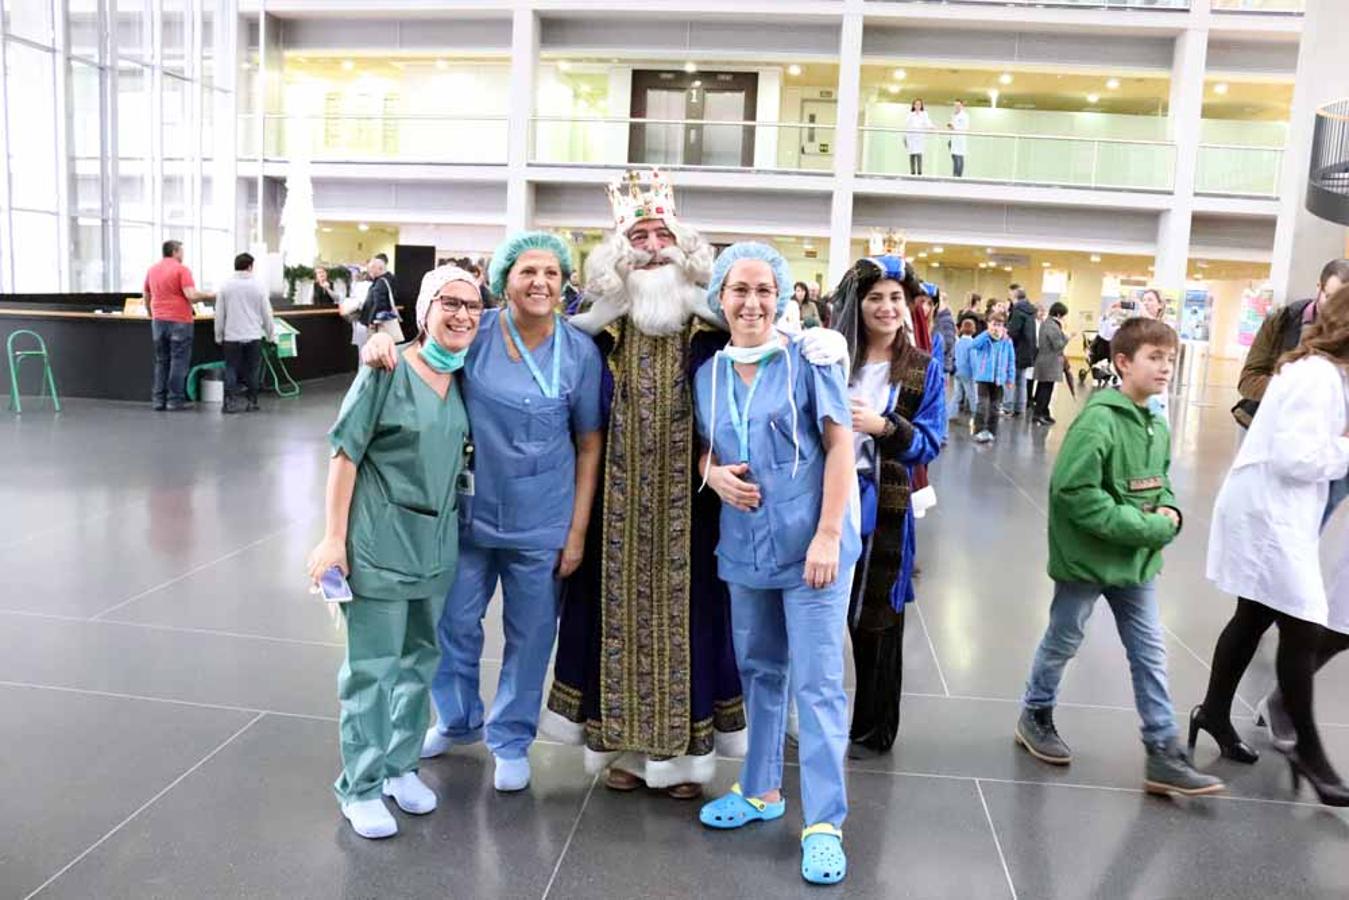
[608,168,678,230]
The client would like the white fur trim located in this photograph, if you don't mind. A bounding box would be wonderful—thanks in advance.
[715,728,749,760]
[538,708,585,746]
[590,749,720,787]
[585,747,621,775]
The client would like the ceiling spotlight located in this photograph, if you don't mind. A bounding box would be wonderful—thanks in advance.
[893,68,907,81]
[1213,82,1229,95]
[933,246,944,253]
[999,72,1013,86]
[978,262,988,269]
[1090,254,1101,263]
[986,247,996,254]
[1003,266,1013,272]
[1087,93,1100,104]
[683,61,698,74]
[692,79,703,88]
[357,223,369,232]
[788,64,802,77]
[887,84,900,95]
[341,59,355,71]
[321,226,332,233]
[931,262,941,268]
[557,60,571,72]
[1106,78,1120,90]
[1042,261,1051,267]
[918,252,928,258]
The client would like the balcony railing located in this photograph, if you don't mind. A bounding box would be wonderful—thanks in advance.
[1307,99,1349,227]
[1211,0,1304,12]
[857,126,1175,191]
[1195,144,1284,197]
[529,116,837,173]
[243,114,510,165]
[866,0,1189,8]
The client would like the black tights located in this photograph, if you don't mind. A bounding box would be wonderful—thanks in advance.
[1202,597,1349,775]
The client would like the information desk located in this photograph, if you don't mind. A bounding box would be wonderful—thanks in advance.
[0,305,357,402]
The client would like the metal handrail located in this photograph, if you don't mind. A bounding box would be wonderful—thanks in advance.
[866,0,1189,7]
[531,115,825,129]
[858,124,1173,148]
[260,113,509,122]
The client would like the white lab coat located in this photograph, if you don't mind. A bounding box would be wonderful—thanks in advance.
[1323,498,1349,633]
[905,111,934,155]
[949,110,970,156]
[1207,355,1349,630]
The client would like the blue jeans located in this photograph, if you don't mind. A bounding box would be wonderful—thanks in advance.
[1022,579,1177,747]
[729,575,851,829]
[151,320,194,407]
[429,542,560,760]
[1003,368,1032,414]
[949,375,975,420]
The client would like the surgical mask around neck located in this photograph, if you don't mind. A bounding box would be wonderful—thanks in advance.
[421,338,467,374]
[720,337,783,365]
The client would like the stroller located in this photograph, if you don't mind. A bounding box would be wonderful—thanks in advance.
[1079,330,1117,389]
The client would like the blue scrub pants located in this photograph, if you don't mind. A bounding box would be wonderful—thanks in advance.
[729,577,851,829]
[429,542,560,760]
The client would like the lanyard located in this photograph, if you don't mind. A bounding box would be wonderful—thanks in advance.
[504,309,562,399]
[723,356,770,463]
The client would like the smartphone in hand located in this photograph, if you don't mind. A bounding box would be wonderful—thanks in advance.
[317,565,353,603]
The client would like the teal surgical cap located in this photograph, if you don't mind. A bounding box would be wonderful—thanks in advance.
[488,231,574,298]
[706,241,793,321]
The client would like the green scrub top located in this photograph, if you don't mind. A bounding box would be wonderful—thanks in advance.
[328,363,469,601]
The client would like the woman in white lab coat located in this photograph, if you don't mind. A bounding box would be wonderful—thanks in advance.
[904,99,934,177]
[1194,286,1349,806]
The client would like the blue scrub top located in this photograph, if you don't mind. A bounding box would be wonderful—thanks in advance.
[460,308,603,550]
[694,340,861,589]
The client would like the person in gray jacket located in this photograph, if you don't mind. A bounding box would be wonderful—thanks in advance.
[1031,302,1070,426]
[214,252,275,413]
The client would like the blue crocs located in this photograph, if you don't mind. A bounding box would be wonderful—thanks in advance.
[801,823,847,885]
[699,783,786,829]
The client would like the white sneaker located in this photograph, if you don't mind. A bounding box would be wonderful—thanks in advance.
[494,755,531,792]
[342,798,398,839]
[421,727,454,759]
[382,772,438,814]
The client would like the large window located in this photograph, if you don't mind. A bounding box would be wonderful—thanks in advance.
[0,0,238,293]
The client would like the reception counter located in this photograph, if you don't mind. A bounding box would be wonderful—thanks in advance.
[0,303,359,402]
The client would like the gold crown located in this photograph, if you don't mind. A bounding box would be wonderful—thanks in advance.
[607,168,678,230]
[868,228,907,257]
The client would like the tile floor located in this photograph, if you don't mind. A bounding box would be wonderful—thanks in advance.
[4,374,1349,899]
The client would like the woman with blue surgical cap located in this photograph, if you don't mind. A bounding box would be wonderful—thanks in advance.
[692,242,861,886]
[307,265,481,840]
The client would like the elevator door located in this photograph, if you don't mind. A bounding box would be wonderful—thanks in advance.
[630,71,758,168]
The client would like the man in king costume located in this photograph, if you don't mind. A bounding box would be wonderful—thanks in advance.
[542,170,846,796]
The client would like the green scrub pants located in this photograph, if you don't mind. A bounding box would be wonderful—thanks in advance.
[334,593,445,804]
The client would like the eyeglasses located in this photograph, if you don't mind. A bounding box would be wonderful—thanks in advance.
[725,284,778,302]
[436,297,484,316]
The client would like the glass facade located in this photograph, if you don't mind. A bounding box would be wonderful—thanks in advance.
[0,0,237,293]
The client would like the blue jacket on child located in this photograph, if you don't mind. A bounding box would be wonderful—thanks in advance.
[969,330,1017,385]
[953,335,976,380]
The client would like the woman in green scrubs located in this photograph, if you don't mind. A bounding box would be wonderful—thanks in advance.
[306,265,482,840]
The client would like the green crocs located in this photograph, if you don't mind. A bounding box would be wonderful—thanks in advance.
[801,823,847,885]
[699,783,786,830]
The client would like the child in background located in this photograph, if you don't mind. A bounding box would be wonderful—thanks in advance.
[968,312,1016,443]
[1014,317,1224,797]
[949,318,977,422]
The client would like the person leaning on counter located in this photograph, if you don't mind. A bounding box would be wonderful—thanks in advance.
[144,239,214,411]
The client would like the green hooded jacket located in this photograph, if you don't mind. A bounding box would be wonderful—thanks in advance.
[1048,389,1181,586]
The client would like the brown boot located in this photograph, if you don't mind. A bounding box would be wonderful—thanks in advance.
[604,768,643,792]
[666,782,703,800]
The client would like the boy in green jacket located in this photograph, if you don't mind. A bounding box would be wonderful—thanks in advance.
[1014,317,1225,797]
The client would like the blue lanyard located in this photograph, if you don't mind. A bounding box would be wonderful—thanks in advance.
[504,309,562,399]
[723,356,770,463]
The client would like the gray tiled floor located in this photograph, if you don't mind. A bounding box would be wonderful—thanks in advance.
[5,374,1349,899]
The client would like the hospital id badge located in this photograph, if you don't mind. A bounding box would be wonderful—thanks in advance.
[457,470,476,497]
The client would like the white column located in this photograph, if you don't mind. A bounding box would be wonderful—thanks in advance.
[54,0,72,291]
[1154,27,1207,297]
[1269,0,1349,305]
[827,9,863,288]
[505,7,537,233]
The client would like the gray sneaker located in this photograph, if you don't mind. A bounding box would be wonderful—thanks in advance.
[1144,741,1226,797]
[1015,707,1072,765]
[1256,691,1296,752]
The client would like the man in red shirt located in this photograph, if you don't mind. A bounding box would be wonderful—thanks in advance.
[144,240,213,410]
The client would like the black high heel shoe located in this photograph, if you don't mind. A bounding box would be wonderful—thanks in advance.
[1188,705,1259,764]
[1287,752,1349,807]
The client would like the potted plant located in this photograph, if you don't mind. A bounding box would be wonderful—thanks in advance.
[284,263,317,305]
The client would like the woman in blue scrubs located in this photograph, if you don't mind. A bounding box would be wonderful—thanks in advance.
[692,242,861,886]
[362,232,603,793]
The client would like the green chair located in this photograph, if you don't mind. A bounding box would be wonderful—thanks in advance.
[7,329,61,414]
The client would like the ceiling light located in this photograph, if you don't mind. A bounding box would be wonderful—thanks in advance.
[1106,78,1120,90]
[1003,266,1013,272]
[887,84,900,95]
[683,61,698,74]
[1090,254,1101,263]
[1213,82,1229,95]
[341,59,355,71]
[893,68,907,81]
[986,247,996,254]
[931,262,941,268]
[933,246,944,253]
[557,60,571,72]
[918,252,928,258]
[1087,93,1100,104]
[357,223,369,232]
[435,58,449,70]
[788,64,802,77]
[321,227,332,233]
[978,262,988,269]
[999,72,1013,85]
[1042,261,1051,267]
[692,79,703,88]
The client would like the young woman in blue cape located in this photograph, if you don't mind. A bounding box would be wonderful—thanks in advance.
[830,255,946,759]
[307,265,481,840]
[692,242,861,886]
[362,232,604,794]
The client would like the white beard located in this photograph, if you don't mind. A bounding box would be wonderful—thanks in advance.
[625,265,704,338]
